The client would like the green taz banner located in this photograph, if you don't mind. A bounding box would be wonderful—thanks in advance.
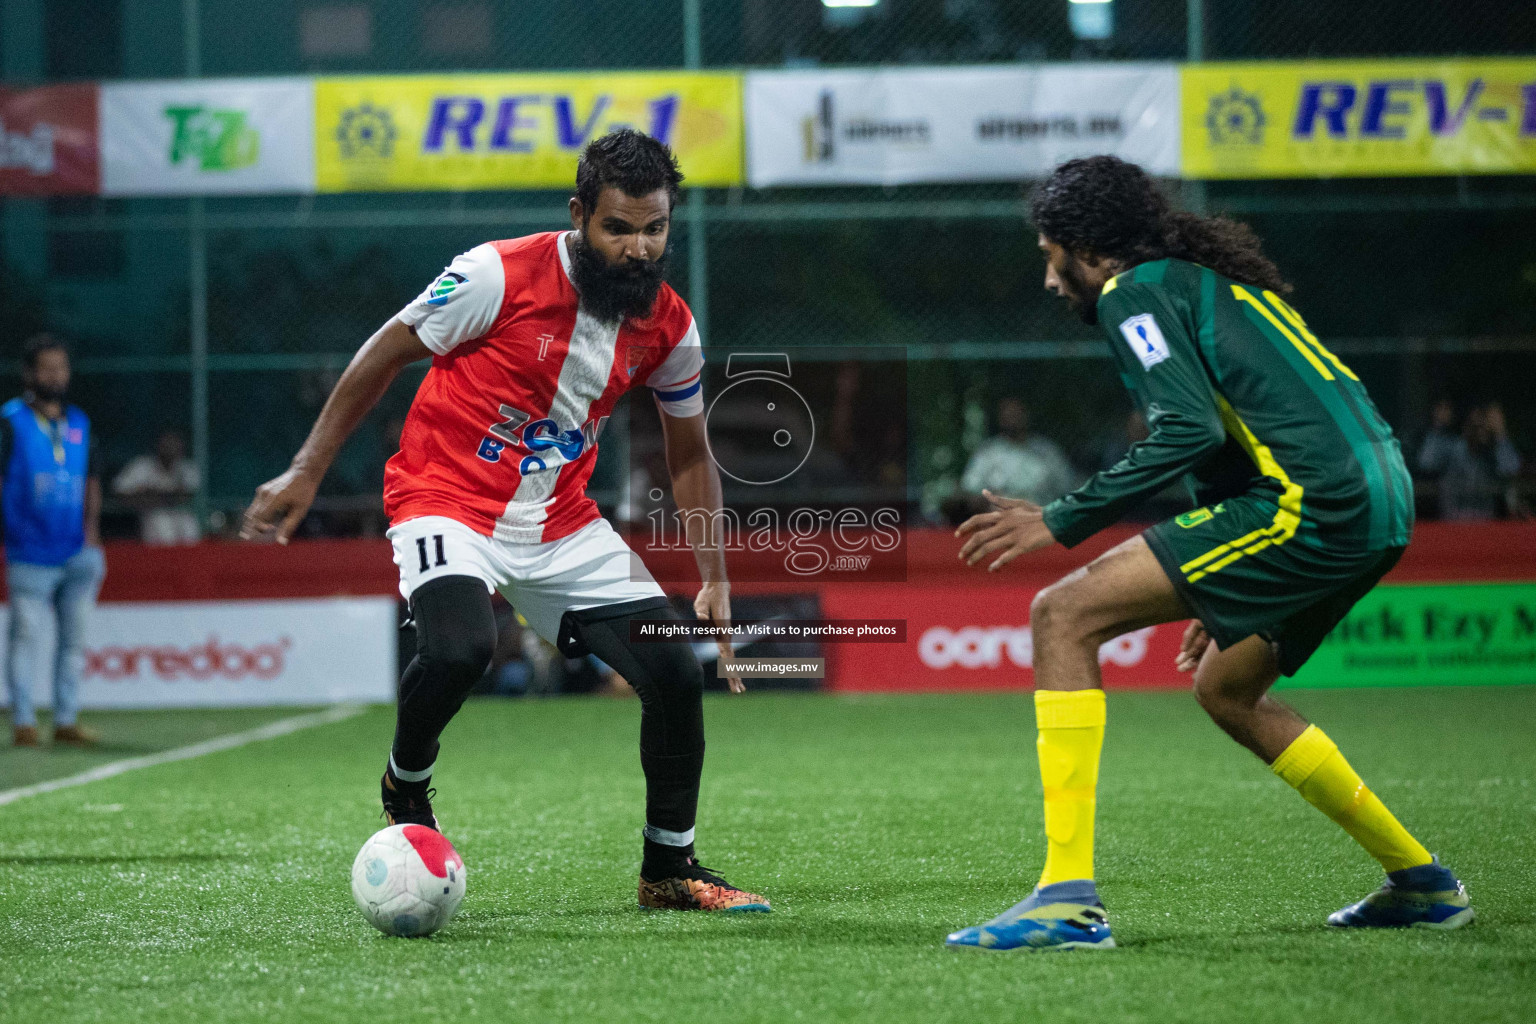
[1283,583,1536,688]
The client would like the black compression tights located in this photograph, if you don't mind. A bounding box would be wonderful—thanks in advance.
[391,582,708,839]
[561,603,707,836]
[390,575,497,774]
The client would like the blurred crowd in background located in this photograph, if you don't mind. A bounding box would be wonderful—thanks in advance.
[936,394,1527,527]
[20,334,1523,545]
[4,0,1534,728]
[1,0,1531,542]
[15,327,1518,719]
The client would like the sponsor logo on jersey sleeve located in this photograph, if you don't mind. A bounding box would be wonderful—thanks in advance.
[1119,313,1170,370]
[427,271,467,306]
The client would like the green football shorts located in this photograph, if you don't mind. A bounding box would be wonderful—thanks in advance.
[1143,493,1405,676]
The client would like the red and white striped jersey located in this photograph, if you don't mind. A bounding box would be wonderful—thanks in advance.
[384,231,704,544]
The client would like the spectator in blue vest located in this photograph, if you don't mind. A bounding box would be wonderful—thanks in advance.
[2,335,105,747]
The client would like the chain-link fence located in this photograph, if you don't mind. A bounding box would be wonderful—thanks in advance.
[4,0,1535,539]
[115,0,1534,75]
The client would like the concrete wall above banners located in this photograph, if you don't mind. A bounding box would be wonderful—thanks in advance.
[0,84,99,195]
[315,72,742,192]
[101,78,316,196]
[1183,59,1536,179]
[745,64,1180,187]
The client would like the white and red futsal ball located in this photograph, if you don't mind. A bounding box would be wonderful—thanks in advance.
[350,823,466,937]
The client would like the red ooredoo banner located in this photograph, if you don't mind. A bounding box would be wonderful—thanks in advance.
[0,84,99,195]
[818,582,1185,691]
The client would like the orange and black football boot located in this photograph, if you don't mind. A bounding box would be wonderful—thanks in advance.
[638,856,770,913]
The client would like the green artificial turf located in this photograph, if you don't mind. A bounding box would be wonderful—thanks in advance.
[0,707,311,791]
[0,688,1532,1024]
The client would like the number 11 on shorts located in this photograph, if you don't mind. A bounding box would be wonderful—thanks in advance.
[416,534,447,573]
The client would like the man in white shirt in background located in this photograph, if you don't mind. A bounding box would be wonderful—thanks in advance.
[114,429,201,545]
[961,396,1078,506]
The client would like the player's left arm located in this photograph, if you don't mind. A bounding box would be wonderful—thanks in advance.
[659,409,742,693]
[955,488,1055,572]
[1040,281,1228,548]
[647,316,741,691]
[959,280,1226,571]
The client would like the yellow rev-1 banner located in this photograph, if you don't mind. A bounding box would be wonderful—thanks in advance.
[1183,59,1536,179]
[316,72,742,192]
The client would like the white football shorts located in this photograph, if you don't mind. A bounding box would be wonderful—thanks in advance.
[387,515,666,643]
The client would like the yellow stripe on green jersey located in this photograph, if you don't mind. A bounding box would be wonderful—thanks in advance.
[1041,258,1412,554]
[1264,290,1359,381]
[1179,396,1304,583]
[1230,285,1334,380]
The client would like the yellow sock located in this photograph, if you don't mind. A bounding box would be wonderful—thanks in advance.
[1035,689,1106,887]
[1272,724,1432,874]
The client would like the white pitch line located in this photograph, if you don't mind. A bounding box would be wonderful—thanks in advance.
[0,704,367,808]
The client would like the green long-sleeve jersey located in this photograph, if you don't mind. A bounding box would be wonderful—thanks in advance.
[1042,258,1413,552]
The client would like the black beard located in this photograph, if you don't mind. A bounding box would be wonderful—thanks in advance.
[28,383,67,404]
[569,232,670,323]
[1058,260,1100,325]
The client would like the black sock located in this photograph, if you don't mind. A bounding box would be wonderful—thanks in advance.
[559,607,708,881]
[384,755,433,793]
[640,748,705,837]
[642,838,695,880]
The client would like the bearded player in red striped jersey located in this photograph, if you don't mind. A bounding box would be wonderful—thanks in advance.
[242,130,768,914]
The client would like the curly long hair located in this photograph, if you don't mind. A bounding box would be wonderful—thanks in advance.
[1030,156,1290,294]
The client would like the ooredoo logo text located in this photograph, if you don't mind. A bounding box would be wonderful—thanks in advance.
[85,636,293,681]
[918,625,1154,671]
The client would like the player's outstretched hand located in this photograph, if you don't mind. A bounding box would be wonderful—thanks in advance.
[241,467,320,545]
[954,489,1056,572]
[1176,620,1211,673]
[695,581,744,693]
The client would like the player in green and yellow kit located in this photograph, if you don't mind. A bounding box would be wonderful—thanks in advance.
[945,156,1472,952]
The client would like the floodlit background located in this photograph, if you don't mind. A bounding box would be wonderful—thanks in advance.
[3,0,1533,537]
[2,6,1535,1023]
